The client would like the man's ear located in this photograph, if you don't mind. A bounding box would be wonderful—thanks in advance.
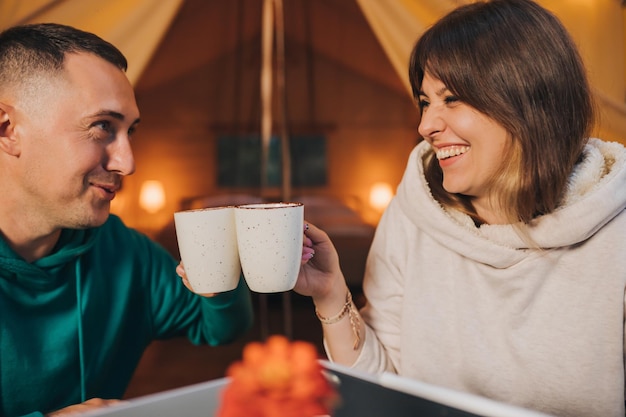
[0,102,20,156]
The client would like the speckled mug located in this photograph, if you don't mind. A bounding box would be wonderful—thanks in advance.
[235,202,304,293]
[174,206,241,293]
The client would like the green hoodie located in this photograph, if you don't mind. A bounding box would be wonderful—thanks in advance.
[0,215,253,417]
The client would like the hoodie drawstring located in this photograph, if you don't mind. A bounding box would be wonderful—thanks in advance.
[75,258,86,402]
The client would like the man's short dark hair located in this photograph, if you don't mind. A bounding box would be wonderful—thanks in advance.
[0,23,127,90]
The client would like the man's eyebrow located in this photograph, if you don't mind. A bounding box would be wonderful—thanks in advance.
[90,110,140,125]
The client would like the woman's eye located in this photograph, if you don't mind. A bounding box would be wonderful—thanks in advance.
[444,95,460,105]
[418,99,430,109]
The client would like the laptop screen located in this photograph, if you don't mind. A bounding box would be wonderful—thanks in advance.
[321,360,553,417]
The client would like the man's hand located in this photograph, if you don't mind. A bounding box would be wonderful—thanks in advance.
[176,262,216,297]
[46,398,126,416]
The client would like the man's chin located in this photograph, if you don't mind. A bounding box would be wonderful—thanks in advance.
[73,209,110,229]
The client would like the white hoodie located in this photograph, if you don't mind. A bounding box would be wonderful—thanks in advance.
[352,138,626,417]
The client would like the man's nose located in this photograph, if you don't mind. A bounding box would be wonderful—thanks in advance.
[106,135,135,176]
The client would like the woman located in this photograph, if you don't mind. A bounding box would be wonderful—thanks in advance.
[296,1,626,416]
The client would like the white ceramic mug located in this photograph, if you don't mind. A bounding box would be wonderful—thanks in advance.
[174,206,241,293]
[234,202,304,293]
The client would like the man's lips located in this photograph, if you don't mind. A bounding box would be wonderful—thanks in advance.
[90,181,121,198]
[93,184,118,193]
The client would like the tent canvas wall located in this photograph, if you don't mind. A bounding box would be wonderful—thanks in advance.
[2,0,625,232]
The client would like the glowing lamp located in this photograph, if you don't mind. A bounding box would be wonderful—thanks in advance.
[369,182,393,212]
[139,180,166,213]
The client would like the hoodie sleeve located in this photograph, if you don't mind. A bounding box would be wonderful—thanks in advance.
[350,196,409,374]
[98,215,255,346]
[144,234,254,345]
[188,276,254,345]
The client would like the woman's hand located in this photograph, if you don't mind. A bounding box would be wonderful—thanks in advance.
[296,222,363,365]
[295,222,346,301]
[176,262,216,297]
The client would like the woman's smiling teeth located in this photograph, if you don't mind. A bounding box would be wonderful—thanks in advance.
[436,145,470,160]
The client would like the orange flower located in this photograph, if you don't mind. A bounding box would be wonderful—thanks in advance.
[217,335,338,417]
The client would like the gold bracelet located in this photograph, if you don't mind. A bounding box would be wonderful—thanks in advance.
[315,291,352,324]
[315,291,362,350]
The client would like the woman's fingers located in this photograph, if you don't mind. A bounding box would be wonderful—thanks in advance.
[303,221,330,245]
[302,245,315,262]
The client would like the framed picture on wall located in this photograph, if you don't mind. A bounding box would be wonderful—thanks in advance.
[217,134,327,187]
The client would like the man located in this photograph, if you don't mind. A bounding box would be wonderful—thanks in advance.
[0,23,253,417]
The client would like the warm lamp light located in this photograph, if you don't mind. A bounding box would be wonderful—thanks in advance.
[369,182,393,212]
[139,180,166,213]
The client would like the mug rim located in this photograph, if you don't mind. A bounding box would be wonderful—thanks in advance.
[235,202,303,210]
[174,205,236,215]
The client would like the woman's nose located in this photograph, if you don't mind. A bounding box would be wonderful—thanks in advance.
[417,106,444,139]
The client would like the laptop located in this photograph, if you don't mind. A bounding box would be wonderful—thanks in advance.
[321,360,552,417]
[82,360,552,417]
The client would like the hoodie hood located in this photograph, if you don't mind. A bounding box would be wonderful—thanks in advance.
[397,138,626,268]
[0,226,98,290]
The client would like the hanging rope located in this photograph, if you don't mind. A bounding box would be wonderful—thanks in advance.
[260,0,290,200]
[274,0,291,202]
[260,0,274,193]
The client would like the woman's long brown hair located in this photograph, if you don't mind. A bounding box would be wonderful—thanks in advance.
[409,0,595,226]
